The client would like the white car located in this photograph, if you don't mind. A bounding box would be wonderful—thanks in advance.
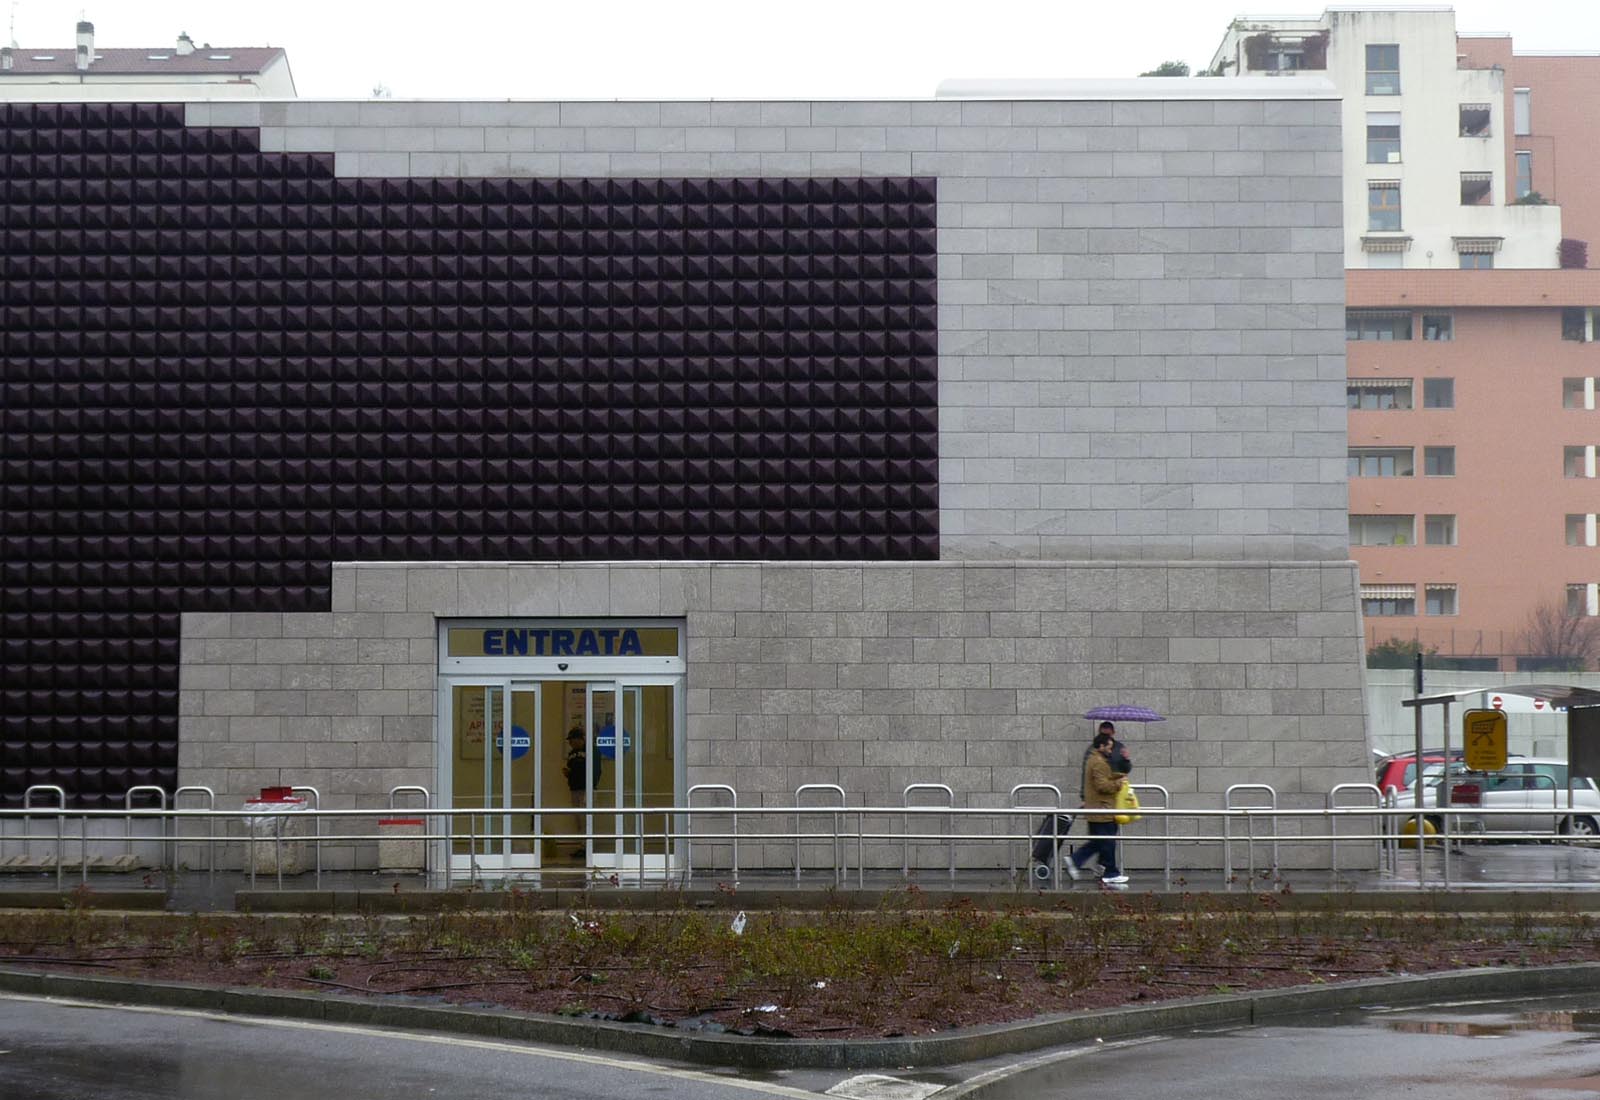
[1390,759,1600,839]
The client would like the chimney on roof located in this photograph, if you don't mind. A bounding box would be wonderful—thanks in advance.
[75,20,93,71]
[176,31,195,56]
[2,47,12,72]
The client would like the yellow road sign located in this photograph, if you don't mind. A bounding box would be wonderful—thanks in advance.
[1463,708,1508,772]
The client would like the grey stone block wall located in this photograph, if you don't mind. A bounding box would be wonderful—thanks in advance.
[180,560,1368,871]
[170,92,1368,872]
[186,96,1348,563]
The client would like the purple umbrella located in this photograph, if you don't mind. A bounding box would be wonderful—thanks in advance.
[1083,705,1165,723]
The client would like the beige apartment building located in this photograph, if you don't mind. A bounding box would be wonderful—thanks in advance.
[0,20,295,99]
[1214,7,1600,670]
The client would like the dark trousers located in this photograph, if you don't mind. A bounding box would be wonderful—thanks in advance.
[1071,820,1120,876]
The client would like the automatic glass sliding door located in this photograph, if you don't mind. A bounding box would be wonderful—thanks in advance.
[448,681,540,872]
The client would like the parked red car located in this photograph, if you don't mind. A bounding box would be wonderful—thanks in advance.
[1375,749,1465,796]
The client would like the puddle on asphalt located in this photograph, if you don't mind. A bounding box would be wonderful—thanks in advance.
[1385,1010,1600,1037]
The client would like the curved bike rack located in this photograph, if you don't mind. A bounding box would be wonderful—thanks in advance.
[902,783,956,883]
[1327,782,1383,880]
[23,785,67,890]
[1223,783,1278,887]
[793,783,848,885]
[1009,783,1063,890]
[291,786,323,888]
[685,783,738,883]
[124,786,168,877]
[383,784,432,885]
[174,786,216,885]
[1128,782,1172,887]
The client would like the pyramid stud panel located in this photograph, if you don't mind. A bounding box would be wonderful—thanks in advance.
[0,102,941,807]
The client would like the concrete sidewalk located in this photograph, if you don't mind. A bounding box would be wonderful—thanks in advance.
[2,841,1599,911]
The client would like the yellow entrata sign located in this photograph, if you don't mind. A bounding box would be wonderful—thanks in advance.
[1463,708,1508,772]
[446,624,680,660]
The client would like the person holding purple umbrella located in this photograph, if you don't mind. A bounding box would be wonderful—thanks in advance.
[1067,727,1131,887]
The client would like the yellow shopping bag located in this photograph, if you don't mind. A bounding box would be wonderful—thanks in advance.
[1114,783,1141,825]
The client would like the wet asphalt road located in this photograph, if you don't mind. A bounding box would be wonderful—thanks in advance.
[1001,994,1600,1100]
[7,990,1600,1099]
[0,993,837,1100]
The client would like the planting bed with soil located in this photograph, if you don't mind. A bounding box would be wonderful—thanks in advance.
[2,890,1596,1039]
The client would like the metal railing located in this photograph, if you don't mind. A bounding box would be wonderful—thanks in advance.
[6,783,1600,894]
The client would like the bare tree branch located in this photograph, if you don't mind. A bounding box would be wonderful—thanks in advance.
[1520,599,1600,671]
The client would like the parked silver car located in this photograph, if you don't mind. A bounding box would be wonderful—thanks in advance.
[1398,759,1600,839]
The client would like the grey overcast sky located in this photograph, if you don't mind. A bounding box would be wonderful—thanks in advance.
[10,0,1600,98]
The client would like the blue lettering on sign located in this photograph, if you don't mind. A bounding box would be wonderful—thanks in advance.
[479,627,650,657]
[493,724,532,759]
[595,724,633,758]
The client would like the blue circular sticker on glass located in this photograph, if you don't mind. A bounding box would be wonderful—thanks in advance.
[595,722,632,759]
[493,724,532,760]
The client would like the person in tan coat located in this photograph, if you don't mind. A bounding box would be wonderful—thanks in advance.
[1067,729,1129,886]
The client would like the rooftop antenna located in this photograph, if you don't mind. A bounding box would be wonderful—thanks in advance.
[9,2,18,49]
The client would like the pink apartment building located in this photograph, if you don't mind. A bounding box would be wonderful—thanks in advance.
[1214,8,1600,669]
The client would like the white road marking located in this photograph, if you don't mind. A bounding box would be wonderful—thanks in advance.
[825,1073,943,1100]
[941,1034,1167,1097]
[0,991,826,1098]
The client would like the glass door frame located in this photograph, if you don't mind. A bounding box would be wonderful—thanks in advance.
[581,676,681,874]
[441,679,543,875]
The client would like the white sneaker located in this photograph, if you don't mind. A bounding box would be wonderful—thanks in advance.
[1101,873,1130,886]
[1063,861,1082,882]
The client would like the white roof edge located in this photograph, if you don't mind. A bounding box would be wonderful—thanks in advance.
[936,76,1338,100]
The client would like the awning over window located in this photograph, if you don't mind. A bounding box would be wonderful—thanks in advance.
[1362,584,1416,600]
[1368,179,1400,189]
[1424,583,1457,592]
[1348,377,1411,388]
[1452,236,1504,254]
[1360,234,1412,252]
[1460,171,1493,183]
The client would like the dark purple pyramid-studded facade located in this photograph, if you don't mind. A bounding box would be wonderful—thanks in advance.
[0,102,940,807]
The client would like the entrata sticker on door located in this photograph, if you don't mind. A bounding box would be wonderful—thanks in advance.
[495,725,532,759]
